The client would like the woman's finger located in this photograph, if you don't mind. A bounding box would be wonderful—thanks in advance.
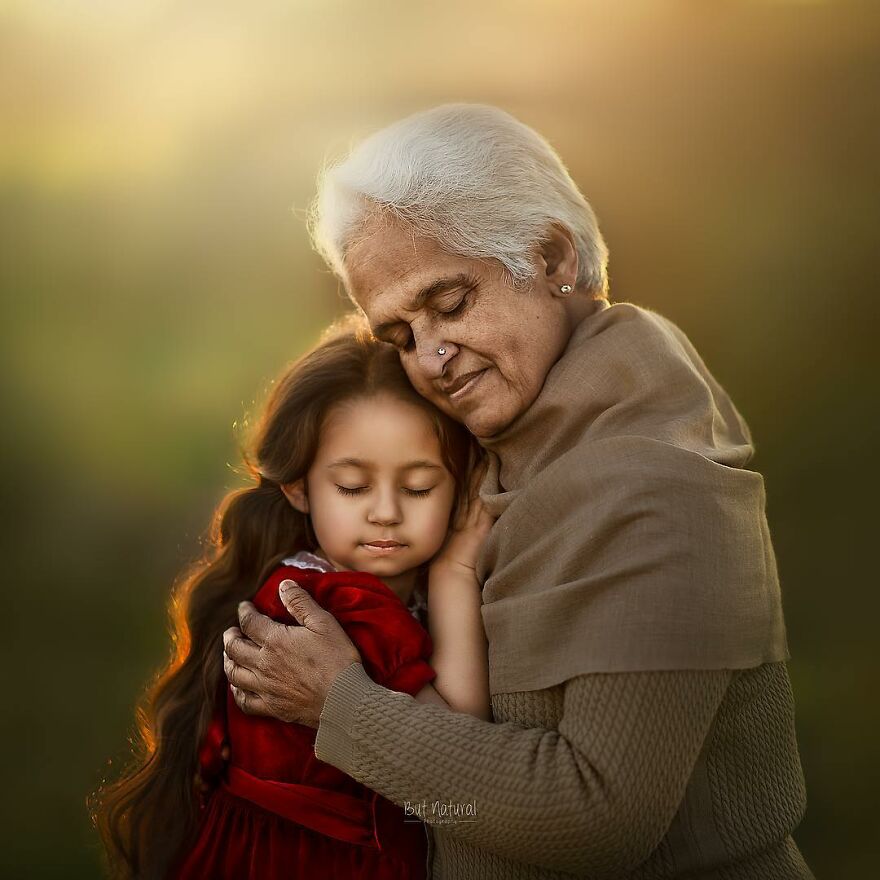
[223,627,262,670]
[278,581,334,633]
[230,684,272,717]
[237,601,281,646]
[223,650,261,692]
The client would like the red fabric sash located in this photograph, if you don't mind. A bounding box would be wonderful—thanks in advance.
[223,765,381,850]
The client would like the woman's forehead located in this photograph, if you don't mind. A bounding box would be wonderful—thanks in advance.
[346,224,469,315]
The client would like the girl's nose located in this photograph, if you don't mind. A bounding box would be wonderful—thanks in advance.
[367,488,403,526]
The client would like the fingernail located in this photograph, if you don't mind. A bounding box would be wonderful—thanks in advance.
[279,579,299,593]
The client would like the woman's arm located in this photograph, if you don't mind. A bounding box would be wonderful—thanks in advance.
[315,663,730,877]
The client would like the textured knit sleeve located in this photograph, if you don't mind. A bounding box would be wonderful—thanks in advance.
[315,662,730,877]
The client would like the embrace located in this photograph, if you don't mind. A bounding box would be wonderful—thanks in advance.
[95,105,813,879]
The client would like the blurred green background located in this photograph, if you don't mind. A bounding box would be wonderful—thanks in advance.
[2,0,877,876]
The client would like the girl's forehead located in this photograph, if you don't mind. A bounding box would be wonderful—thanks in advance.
[316,394,445,466]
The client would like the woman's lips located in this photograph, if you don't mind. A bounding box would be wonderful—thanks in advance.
[448,368,487,401]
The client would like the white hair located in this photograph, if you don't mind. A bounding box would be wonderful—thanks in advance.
[308,104,610,296]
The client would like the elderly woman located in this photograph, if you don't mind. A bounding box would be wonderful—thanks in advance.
[223,105,812,879]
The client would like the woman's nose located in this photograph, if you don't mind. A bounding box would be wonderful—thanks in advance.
[415,335,457,379]
[367,488,403,526]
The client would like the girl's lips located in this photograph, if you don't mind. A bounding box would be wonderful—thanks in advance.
[362,541,406,555]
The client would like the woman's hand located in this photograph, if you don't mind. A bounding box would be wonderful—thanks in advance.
[431,457,495,580]
[222,581,363,728]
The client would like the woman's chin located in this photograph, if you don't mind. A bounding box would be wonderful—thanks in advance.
[462,403,518,440]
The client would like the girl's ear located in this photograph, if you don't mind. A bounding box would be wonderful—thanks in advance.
[281,479,309,514]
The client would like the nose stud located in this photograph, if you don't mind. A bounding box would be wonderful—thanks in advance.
[437,347,447,356]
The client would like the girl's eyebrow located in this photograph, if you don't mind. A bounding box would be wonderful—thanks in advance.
[326,458,442,470]
[327,458,370,469]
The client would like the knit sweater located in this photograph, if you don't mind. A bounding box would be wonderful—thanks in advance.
[315,660,813,879]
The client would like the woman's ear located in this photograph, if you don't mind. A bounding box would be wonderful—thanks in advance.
[539,223,579,296]
[281,479,309,514]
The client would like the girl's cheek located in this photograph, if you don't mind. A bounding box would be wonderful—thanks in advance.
[433,505,454,543]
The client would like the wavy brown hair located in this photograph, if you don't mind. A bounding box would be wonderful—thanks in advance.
[89,315,478,878]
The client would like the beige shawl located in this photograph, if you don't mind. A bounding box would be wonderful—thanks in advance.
[477,301,789,694]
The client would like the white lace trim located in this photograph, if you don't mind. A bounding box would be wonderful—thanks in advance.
[281,550,335,573]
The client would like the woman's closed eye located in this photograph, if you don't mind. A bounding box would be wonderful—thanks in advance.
[436,297,466,317]
[384,289,474,352]
[434,287,474,319]
[385,327,414,352]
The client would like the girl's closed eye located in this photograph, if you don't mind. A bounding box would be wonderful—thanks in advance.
[335,484,367,497]
[403,486,434,497]
[335,484,436,498]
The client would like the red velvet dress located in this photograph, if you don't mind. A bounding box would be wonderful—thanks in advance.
[172,558,436,880]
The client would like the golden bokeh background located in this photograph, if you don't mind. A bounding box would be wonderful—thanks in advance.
[2,1,877,875]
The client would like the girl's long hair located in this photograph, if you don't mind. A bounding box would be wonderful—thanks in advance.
[89,315,477,878]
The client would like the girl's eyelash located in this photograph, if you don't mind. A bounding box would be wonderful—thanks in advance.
[335,485,433,497]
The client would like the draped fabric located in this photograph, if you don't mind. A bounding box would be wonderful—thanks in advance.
[477,301,790,694]
[172,563,436,879]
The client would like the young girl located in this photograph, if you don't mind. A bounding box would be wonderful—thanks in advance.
[92,317,492,879]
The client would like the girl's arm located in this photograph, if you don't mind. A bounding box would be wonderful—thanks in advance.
[416,465,494,720]
[413,682,451,710]
[422,560,491,719]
